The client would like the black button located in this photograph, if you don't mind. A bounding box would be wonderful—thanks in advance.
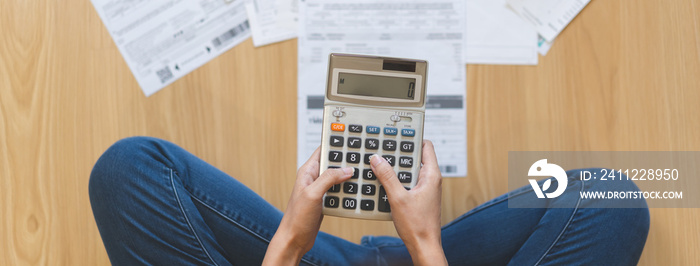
[378,186,390,212]
[347,137,362,148]
[365,138,379,150]
[362,184,376,195]
[398,172,412,183]
[351,167,359,179]
[400,141,414,152]
[329,151,342,162]
[383,140,396,151]
[328,183,340,192]
[328,166,340,169]
[399,157,413,168]
[363,169,376,180]
[347,152,361,163]
[324,196,339,208]
[348,124,363,133]
[342,198,357,209]
[382,155,395,166]
[360,199,375,211]
[343,182,358,194]
[330,136,344,147]
[364,154,374,164]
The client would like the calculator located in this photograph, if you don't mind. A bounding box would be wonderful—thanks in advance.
[320,53,427,220]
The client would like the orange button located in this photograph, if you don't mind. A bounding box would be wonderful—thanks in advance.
[331,123,345,131]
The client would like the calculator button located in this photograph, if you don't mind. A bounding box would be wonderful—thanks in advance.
[347,137,362,148]
[363,169,376,180]
[362,184,376,195]
[325,196,339,208]
[383,140,396,151]
[399,157,413,168]
[384,127,398,135]
[343,182,358,194]
[328,184,341,193]
[347,152,361,163]
[331,123,345,131]
[400,141,414,152]
[378,186,390,212]
[342,198,357,209]
[367,126,381,134]
[332,110,345,117]
[351,167,359,179]
[360,200,375,211]
[348,124,363,133]
[382,155,395,166]
[365,139,379,150]
[329,151,343,162]
[330,136,344,147]
[364,154,374,165]
[401,128,415,137]
[398,172,412,183]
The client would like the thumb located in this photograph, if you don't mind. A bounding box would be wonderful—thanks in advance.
[369,155,405,198]
[308,167,354,196]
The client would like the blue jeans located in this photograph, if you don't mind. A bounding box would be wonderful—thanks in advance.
[89,137,650,265]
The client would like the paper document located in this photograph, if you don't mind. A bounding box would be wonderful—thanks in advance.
[465,0,538,65]
[91,0,251,96]
[297,0,468,177]
[506,0,590,42]
[537,35,553,55]
[275,0,298,32]
[245,0,297,47]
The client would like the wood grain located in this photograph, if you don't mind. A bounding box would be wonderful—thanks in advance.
[1,0,698,264]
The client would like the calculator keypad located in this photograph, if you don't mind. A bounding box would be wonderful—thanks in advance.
[321,106,423,220]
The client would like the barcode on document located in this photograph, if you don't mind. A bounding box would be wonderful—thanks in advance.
[156,66,173,84]
[212,21,250,48]
[439,165,457,173]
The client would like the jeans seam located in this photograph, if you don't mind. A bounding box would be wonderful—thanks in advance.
[533,178,585,266]
[168,167,220,266]
[188,191,319,266]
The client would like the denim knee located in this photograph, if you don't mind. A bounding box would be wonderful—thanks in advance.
[89,136,165,199]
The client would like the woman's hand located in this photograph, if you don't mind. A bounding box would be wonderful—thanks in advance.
[263,147,354,265]
[370,140,447,266]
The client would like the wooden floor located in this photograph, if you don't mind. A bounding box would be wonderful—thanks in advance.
[1,0,699,265]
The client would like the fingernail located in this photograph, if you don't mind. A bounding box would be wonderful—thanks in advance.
[369,154,381,166]
[342,167,354,175]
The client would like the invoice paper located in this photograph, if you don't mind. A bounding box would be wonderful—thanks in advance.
[297,0,468,177]
[465,0,538,65]
[91,0,251,96]
[506,0,590,42]
[245,0,297,47]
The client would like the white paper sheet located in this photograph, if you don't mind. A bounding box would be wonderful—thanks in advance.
[91,0,251,96]
[537,35,553,55]
[297,0,468,177]
[506,0,590,42]
[465,0,538,65]
[245,0,297,47]
[275,0,298,32]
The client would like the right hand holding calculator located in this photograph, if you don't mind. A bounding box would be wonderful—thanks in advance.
[319,54,428,220]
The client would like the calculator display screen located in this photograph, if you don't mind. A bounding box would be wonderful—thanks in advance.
[337,72,416,100]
